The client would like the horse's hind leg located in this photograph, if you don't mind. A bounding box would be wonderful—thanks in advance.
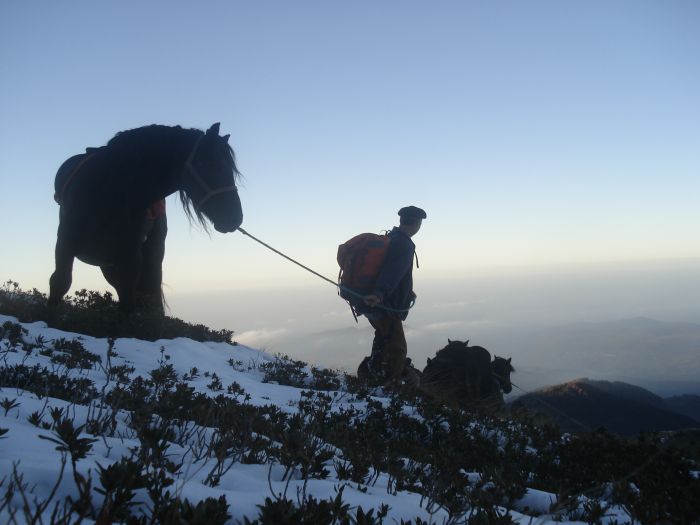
[48,227,75,307]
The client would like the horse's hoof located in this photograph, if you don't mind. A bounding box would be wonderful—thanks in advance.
[47,298,61,308]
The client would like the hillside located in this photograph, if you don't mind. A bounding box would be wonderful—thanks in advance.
[577,378,669,409]
[665,394,700,422]
[578,381,700,423]
[1,285,699,524]
[512,379,699,436]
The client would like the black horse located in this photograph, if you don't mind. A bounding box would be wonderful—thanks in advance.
[49,123,242,314]
[421,339,514,409]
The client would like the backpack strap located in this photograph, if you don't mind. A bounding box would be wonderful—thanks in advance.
[348,301,359,323]
[337,267,359,323]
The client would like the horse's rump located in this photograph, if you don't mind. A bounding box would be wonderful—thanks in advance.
[423,344,491,385]
[54,152,95,204]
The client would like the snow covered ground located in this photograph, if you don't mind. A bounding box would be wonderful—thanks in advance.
[0,314,634,524]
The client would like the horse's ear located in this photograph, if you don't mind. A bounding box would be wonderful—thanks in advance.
[207,123,221,136]
[466,339,470,346]
[222,134,230,143]
[448,338,452,344]
[507,357,512,363]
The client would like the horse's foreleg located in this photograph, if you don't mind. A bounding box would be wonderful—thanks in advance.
[136,216,167,314]
[48,229,75,307]
[114,250,142,315]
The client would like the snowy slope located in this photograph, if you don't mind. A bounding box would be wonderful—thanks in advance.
[0,314,636,524]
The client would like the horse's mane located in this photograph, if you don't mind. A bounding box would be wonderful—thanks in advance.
[107,124,196,149]
[107,124,240,231]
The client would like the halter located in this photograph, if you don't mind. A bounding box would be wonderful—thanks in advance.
[181,132,238,209]
[491,367,512,392]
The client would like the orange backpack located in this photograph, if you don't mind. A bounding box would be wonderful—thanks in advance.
[337,233,391,309]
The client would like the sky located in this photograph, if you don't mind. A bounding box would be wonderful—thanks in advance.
[1,1,699,374]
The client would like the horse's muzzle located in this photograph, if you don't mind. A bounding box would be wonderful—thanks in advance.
[214,216,243,233]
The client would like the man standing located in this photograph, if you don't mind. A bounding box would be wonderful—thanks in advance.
[361,206,426,386]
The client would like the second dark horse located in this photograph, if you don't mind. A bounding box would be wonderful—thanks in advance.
[421,339,514,409]
[49,123,242,314]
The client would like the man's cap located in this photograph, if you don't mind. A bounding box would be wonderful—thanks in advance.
[398,206,427,220]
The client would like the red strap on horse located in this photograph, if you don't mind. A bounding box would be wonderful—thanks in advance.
[146,199,167,219]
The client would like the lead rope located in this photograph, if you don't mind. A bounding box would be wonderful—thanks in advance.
[237,227,414,315]
[238,227,338,287]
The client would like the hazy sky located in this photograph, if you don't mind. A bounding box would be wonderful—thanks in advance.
[1,1,699,371]
[168,258,700,369]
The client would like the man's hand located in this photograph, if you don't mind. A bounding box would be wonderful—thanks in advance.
[363,294,381,307]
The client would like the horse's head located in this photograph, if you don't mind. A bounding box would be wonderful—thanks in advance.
[180,123,243,233]
[491,356,514,394]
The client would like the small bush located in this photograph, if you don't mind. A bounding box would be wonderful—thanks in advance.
[0,364,98,404]
[260,355,309,387]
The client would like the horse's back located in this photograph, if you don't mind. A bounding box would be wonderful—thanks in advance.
[464,345,491,369]
[423,343,484,382]
[433,344,490,370]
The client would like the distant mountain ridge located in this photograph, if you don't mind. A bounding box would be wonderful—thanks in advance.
[578,378,668,409]
[512,378,699,436]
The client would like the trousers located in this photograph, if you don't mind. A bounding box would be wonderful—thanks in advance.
[368,315,407,384]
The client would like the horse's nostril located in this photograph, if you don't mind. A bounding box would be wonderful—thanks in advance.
[215,222,236,234]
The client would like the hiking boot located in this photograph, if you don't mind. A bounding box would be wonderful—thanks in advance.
[367,355,387,381]
[401,359,422,388]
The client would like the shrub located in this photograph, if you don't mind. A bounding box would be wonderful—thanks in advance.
[260,355,309,387]
[0,280,235,343]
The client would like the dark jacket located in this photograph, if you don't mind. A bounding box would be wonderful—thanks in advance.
[370,227,416,320]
